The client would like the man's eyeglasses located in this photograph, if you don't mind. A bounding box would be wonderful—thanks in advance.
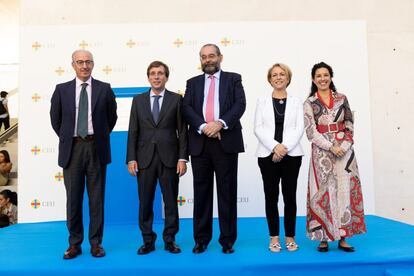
[74,60,94,66]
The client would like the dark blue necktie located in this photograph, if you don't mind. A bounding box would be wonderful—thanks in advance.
[152,95,161,124]
[77,83,88,138]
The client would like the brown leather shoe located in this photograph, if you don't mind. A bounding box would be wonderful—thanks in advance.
[63,245,82,260]
[91,244,106,257]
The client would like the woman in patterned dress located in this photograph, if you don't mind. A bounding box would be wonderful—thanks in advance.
[304,62,366,252]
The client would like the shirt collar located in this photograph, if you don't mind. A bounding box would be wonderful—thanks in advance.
[150,89,165,97]
[76,77,92,87]
[205,70,221,81]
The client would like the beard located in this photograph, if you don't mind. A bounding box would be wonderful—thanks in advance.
[202,62,220,75]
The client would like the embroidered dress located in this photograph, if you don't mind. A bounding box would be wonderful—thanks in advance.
[304,91,366,241]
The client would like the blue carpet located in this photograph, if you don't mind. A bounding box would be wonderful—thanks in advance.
[1,216,413,275]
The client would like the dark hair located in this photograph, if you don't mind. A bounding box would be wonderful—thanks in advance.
[0,189,17,206]
[0,91,7,98]
[0,150,11,163]
[200,43,222,56]
[0,215,9,228]
[146,61,170,78]
[309,62,337,97]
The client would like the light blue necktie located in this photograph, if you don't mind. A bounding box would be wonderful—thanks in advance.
[77,83,88,138]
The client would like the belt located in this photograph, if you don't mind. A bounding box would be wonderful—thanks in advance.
[316,122,345,134]
[74,135,94,142]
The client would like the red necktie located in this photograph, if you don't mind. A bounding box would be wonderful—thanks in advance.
[205,75,215,122]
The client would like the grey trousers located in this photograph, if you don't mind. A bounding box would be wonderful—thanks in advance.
[63,139,107,246]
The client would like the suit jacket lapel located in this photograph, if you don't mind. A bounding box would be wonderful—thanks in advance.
[157,90,171,124]
[143,91,155,126]
[219,71,227,112]
[265,96,275,132]
[197,75,205,115]
[91,78,101,112]
[68,79,76,124]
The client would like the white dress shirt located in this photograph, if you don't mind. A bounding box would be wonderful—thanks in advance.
[74,77,94,136]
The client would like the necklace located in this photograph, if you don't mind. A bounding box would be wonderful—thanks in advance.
[272,98,286,116]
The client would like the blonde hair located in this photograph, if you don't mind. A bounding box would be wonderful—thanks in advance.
[267,63,292,87]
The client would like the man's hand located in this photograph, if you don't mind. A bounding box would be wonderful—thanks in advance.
[128,161,138,176]
[203,121,223,138]
[176,161,187,177]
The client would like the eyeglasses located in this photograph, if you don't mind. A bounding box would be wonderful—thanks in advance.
[74,60,94,66]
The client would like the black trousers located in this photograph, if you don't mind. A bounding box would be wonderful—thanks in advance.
[137,150,179,244]
[63,139,106,246]
[258,154,302,237]
[0,117,10,131]
[191,138,238,248]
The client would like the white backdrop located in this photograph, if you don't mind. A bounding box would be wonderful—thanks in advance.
[18,21,374,222]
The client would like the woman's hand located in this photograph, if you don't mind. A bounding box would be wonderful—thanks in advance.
[330,145,345,158]
[272,144,288,162]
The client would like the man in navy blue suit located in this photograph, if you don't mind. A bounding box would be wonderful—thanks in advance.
[182,44,246,254]
[50,49,117,259]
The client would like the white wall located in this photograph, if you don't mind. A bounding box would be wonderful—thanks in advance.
[9,0,414,224]
[0,0,19,117]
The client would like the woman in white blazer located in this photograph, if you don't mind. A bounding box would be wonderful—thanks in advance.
[254,63,304,252]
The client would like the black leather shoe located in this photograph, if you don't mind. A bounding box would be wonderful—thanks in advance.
[91,244,106,257]
[164,241,181,254]
[222,246,235,254]
[317,242,329,252]
[63,245,82,259]
[137,243,155,255]
[192,243,207,254]
[338,244,355,252]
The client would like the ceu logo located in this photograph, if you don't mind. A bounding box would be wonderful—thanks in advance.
[177,90,185,97]
[31,146,41,156]
[31,199,56,209]
[237,197,249,204]
[32,41,42,51]
[55,66,65,76]
[55,172,64,182]
[78,40,103,49]
[31,199,41,209]
[125,39,150,48]
[31,93,50,103]
[31,145,56,155]
[101,65,126,75]
[219,37,245,47]
[173,38,197,48]
[173,38,184,48]
[177,196,186,206]
[31,93,41,102]
[31,41,55,51]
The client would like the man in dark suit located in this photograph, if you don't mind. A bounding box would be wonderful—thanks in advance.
[50,49,117,259]
[182,44,246,254]
[126,61,188,255]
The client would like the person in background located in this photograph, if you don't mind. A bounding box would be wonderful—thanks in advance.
[0,91,10,132]
[254,63,304,252]
[0,150,12,186]
[304,62,366,253]
[0,189,17,227]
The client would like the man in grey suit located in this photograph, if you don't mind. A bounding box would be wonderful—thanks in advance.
[126,61,188,255]
[50,49,117,259]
